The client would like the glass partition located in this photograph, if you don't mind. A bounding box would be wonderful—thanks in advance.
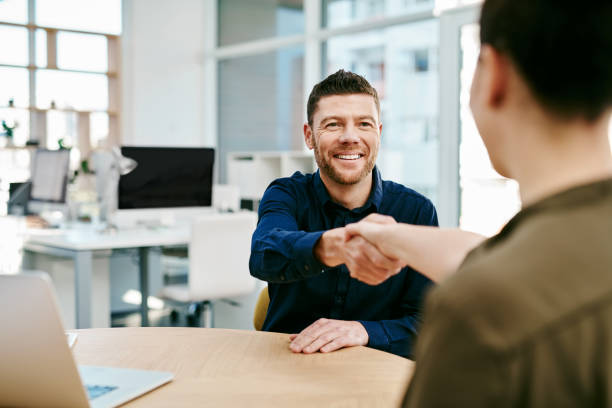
[325,20,440,204]
[218,0,304,46]
[323,0,434,28]
[218,46,305,182]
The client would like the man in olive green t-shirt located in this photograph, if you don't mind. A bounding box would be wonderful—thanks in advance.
[346,0,612,405]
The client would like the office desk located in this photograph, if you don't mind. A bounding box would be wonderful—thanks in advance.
[71,327,414,407]
[23,224,191,328]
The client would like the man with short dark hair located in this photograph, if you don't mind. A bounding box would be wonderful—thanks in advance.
[249,70,438,358]
[348,0,612,405]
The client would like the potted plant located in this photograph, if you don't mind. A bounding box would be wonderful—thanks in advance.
[1,119,17,147]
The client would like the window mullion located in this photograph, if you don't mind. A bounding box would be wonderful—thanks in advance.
[303,0,321,127]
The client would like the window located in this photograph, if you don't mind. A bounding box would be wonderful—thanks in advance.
[0,0,27,24]
[0,0,121,216]
[218,0,304,46]
[0,25,29,65]
[324,20,440,203]
[210,0,484,225]
[0,1,121,152]
[323,0,434,28]
[458,23,520,235]
[36,0,121,34]
[218,46,305,182]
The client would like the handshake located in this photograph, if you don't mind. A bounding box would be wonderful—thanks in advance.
[314,213,407,286]
[315,214,485,285]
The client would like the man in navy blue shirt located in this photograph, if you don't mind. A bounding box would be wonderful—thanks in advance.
[249,70,438,358]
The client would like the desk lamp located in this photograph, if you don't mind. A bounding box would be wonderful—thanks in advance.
[92,147,137,233]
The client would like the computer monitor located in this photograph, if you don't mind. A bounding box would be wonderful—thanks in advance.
[27,149,71,215]
[8,182,31,215]
[117,146,215,226]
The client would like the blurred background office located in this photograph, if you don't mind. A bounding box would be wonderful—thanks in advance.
[1,0,611,329]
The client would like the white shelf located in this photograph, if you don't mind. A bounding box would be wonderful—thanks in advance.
[227,151,317,200]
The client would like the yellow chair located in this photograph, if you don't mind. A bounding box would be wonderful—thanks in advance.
[253,286,270,331]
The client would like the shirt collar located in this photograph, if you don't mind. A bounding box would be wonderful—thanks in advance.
[313,166,383,212]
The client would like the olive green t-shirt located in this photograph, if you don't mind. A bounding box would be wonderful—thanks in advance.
[403,178,612,407]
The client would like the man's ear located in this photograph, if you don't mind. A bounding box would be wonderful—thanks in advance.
[480,45,509,108]
[304,123,314,150]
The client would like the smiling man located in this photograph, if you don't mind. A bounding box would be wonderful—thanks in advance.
[249,70,438,358]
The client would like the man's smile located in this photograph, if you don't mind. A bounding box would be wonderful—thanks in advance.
[333,153,364,160]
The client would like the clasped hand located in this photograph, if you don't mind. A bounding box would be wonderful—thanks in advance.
[315,214,404,286]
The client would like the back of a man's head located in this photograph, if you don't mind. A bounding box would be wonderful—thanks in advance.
[306,69,380,127]
[480,0,612,121]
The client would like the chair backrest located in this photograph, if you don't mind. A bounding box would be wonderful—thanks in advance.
[253,286,269,331]
[188,211,257,300]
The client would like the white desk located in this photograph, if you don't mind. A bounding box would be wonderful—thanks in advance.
[23,223,191,328]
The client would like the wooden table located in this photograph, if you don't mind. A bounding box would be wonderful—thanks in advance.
[71,327,414,407]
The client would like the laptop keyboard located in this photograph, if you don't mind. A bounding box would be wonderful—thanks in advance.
[85,384,118,400]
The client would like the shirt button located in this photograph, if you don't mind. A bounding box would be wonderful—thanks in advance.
[280,274,286,281]
[304,264,310,271]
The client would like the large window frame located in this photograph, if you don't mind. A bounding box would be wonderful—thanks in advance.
[204,0,482,227]
[0,0,121,155]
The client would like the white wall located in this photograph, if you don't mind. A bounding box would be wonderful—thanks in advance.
[121,0,209,147]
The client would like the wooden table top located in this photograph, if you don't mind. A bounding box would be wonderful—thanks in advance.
[71,327,414,407]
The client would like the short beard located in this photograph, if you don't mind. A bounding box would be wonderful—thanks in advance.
[312,139,376,185]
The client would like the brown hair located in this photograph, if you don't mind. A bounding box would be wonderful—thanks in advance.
[306,69,380,127]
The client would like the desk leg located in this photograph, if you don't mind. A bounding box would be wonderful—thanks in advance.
[74,251,93,329]
[139,247,149,327]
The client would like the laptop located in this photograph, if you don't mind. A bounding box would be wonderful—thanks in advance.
[0,273,174,407]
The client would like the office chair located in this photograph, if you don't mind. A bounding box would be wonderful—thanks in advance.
[158,212,257,328]
[160,184,242,285]
[252,286,269,331]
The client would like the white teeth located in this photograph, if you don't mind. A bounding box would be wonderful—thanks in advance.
[335,154,361,160]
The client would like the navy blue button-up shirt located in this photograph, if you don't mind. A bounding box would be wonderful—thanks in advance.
[249,167,438,357]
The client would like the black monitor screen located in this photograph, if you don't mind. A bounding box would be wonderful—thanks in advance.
[118,146,214,209]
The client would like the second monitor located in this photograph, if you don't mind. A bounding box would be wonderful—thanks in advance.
[116,147,215,227]
[119,146,214,210]
[27,149,71,216]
